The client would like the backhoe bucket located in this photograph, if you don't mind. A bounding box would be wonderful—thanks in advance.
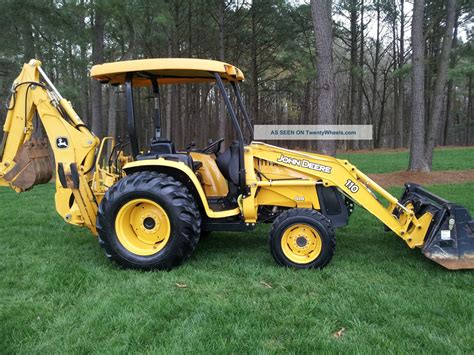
[2,138,52,191]
[400,184,474,270]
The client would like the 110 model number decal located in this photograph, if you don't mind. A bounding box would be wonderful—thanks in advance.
[345,179,359,193]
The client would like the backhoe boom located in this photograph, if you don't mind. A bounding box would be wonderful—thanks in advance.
[0,60,99,232]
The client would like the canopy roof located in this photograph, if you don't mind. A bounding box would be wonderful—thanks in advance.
[90,58,244,86]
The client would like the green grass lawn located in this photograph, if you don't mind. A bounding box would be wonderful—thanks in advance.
[337,147,474,174]
[1,182,473,353]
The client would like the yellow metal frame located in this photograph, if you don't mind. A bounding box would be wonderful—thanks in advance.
[190,152,228,197]
[91,137,121,203]
[123,158,240,219]
[90,58,244,86]
[243,142,433,248]
[0,59,435,254]
[0,60,100,234]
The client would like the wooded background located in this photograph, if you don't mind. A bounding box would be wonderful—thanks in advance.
[0,0,472,171]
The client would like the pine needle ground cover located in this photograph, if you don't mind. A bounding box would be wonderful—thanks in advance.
[1,149,473,353]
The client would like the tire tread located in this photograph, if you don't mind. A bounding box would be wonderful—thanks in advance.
[269,208,336,269]
[96,171,200,270]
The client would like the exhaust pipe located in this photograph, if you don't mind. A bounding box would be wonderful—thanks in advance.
[400,184,474,270]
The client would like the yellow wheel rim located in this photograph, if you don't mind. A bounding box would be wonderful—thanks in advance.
[115,198,171,256]
[281,224,322,264]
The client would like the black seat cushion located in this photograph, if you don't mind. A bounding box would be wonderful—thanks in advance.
[216,141,240,186]
[136,138,195,169]
[150,138,176,155]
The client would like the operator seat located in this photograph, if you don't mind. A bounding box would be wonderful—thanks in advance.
[136,138,195,171]
[150,138,176,155]
[216,141,240,186]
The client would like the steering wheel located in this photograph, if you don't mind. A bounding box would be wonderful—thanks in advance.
[200,138,224,155]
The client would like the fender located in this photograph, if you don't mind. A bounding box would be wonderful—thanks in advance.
[122,158,241,219]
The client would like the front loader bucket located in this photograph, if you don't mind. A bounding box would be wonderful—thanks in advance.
[2,138,52,191]
[400,184,474,270]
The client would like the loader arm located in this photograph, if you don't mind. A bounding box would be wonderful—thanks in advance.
[0,60,100,233]
[244,143,428,247]
[244,143,474,269]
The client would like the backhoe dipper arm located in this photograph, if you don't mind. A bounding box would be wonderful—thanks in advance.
[0,60,100,233]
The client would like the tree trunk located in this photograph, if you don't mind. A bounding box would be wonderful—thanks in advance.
[170,0,181,145]
[107,86,117,138]
[22,20,38,135]
[376,70,389,147]
[91,7,105,138]
[78,0,89,125]
[217,0,226,145]
[250,4,259,124]
[165,34,173,139]
[409,0,429,171]
[395,0,405,147]
[79,43,89,125]
[357,0,365,149]
[21,21,35,62]
[349,0,358,150]
[425,0,456,167]
[391,10,398,148]
[443,11,459,146]
[370,0,381,150]
[311,0,336,156]
[466,75,472,146]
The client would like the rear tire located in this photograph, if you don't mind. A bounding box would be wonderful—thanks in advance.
[97,171,201,270]
[269,208,336,269]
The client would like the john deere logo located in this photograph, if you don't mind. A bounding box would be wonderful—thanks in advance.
[276,154,332,174]
[56,137,69,149]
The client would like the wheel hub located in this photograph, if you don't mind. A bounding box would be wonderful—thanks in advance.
[115,199,171,256]
[143,217,156,230]
[281,224,322,263]
[296,236,308,247]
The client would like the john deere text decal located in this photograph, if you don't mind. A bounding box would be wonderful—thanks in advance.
[276,154,332,174]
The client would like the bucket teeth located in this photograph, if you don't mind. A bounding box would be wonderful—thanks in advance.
[401,183,474,270]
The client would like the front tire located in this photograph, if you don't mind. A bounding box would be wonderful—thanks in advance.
[269,208,336,269]
[97,172,201,270]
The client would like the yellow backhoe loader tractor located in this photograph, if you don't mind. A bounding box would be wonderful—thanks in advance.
[1,59,473,270]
